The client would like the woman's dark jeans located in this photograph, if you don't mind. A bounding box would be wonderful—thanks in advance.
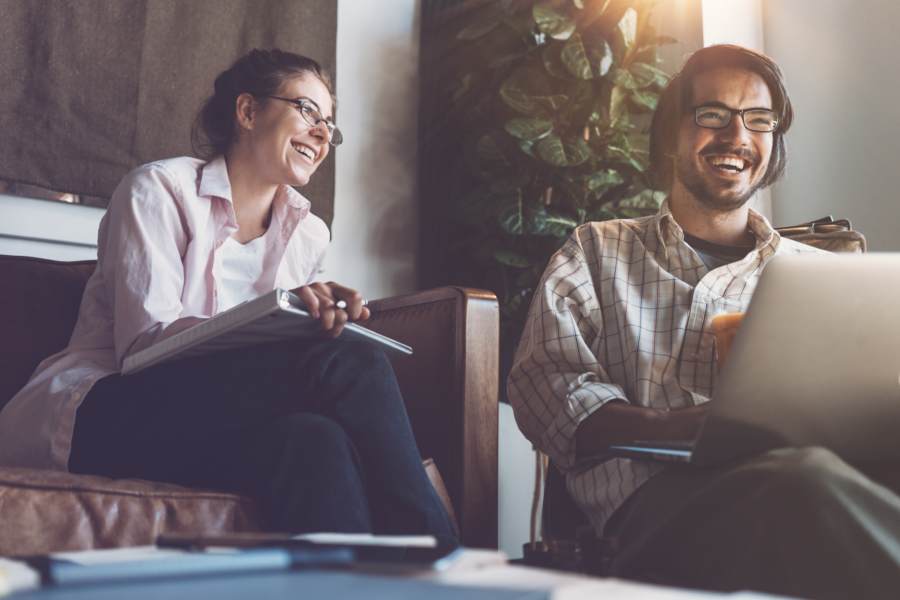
[69,338,458,546]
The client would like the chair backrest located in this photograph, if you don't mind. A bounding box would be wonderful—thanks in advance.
[0,255,95,409]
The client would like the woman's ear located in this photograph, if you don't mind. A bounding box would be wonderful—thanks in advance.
[234,93,257,131]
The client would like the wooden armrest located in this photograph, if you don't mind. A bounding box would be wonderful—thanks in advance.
[365,287,499,549]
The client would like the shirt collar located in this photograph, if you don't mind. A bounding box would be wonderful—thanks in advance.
[654,197,781,258]
[198,155,312,215]
[198,156,233,202]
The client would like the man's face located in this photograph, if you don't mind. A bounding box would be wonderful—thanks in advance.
[673,67,774,212]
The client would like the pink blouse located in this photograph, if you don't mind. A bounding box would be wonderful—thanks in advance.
[0,156,329,470]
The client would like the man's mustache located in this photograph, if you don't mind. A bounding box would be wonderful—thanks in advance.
[700,143,758,164]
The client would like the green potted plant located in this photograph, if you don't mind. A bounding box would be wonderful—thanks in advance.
[445,0,672,361]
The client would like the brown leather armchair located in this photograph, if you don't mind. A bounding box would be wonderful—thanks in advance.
[0,254,499,555]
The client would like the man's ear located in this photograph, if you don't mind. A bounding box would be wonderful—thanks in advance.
[234,93,257,131]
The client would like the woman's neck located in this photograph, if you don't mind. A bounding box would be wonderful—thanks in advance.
[224,150,278,242]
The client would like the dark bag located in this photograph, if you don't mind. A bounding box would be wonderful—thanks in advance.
[775,216,867,253]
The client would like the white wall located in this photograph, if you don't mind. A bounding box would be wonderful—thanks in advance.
[764,0,900,249]
[699,0,772,220]
[325,0,421,299]
[702,0,764,51]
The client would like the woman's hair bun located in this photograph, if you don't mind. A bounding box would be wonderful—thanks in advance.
[191,48,335,159]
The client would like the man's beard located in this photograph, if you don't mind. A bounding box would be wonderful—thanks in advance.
[674,142,766,212]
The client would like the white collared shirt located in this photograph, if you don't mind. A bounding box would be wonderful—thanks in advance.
[0,156,330,469]
[507,201,825,535]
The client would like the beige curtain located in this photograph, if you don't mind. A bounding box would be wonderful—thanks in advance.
[0,0,336,225]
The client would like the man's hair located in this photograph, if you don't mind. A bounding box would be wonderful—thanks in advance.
[648,44,793,191]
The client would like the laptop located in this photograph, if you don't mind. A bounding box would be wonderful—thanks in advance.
[608,253,900,466]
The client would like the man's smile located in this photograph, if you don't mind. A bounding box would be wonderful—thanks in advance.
[699,144,759,179]
[706,155,748,173]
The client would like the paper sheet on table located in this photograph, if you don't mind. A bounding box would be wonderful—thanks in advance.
[292,533,437,547]
[52,545,189,565]
[427,565,786,599]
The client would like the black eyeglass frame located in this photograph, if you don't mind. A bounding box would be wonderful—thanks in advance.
[692,104,779,133]
[265,95,343,147]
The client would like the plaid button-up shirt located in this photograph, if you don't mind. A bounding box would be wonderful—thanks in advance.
[508,201,823,534]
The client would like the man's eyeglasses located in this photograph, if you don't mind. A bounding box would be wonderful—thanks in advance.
[266,96,343,147]
[693,105,779,133]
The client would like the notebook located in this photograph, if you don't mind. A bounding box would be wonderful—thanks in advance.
[121,289,412,375]
[608,253,900,466]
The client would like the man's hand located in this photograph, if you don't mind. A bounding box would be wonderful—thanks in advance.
[290,281,371,338]
[575,402,710,459]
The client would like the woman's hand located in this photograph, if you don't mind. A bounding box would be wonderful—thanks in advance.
[290,282,371,338]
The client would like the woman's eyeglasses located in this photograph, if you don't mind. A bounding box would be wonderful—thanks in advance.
[266,96,343,147]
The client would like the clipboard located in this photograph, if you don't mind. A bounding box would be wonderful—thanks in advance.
[122,289,413,375]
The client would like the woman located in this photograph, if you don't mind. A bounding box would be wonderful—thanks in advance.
[0,49,457,544]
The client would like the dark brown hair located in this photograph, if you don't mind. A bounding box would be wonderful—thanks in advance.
[192,48,335,158]
[649,44,793,190]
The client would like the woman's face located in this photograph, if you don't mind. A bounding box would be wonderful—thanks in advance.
[242,73,334,187]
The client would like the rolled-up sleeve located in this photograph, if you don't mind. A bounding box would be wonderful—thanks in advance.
[507,230,628,469]
[98,163,190,367]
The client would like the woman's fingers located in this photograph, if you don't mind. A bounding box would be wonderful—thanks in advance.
[291,281,368,335]
[325,305,349,337]
[326,282,366,321]
[294,285,322,318]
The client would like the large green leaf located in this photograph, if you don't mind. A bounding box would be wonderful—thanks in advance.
[630,89,658,111]
[586,169,625,192]
[617,7,638,52]
[609,85,628,122]
[612,68,639,90]
[630,62,669,88]
[497,191,525,234]
[533,93,569,111]
[619,189,666,210]
[530,208,579,236]
[505,117,554,141]
[518,140,537,158]
[537,134,591,166]
[542,44,571,80]
[607,144,646,172]
[499,67,557,115]
[638,35,677,54]
[561,33,591,79]
[561,33,613,80]
[533,4,575,41]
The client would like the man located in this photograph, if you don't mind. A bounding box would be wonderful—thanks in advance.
[508,44,900,598]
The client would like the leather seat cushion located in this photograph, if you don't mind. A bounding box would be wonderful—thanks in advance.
[0,459,457,556]
[0,465,263,556]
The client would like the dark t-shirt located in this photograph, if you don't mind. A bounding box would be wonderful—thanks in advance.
[683,231,754,270]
